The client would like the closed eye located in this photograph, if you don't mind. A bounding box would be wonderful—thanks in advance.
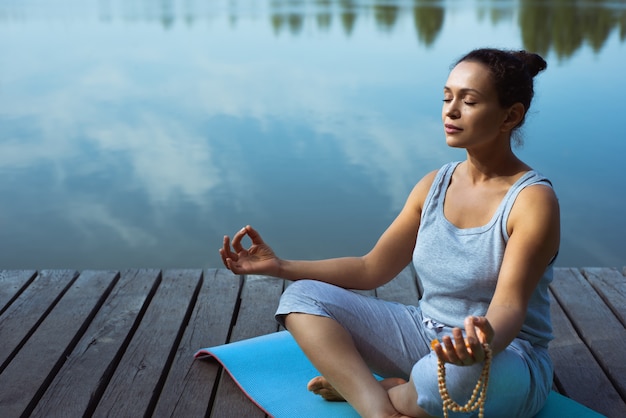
[443,99,476,105]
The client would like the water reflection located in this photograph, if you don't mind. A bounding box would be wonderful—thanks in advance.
[2,0,625,58]
[1,0,625,269]
[519,0,626,58]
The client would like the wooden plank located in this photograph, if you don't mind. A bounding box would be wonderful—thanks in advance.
[232,275,284,338]
[211,275,284,418]
[583,267,626,328]
[0,270,78,373]
[31,269,161,417]
[0,270,119,417]
[0,270,37,313]
[152,269,241,417]
[92,270,202,417]
[550,268,626,401]
[0,266,620,417]
[549,288,626,416]
[375,264,420,305]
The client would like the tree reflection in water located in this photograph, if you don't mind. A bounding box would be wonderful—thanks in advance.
[1,0,624,58]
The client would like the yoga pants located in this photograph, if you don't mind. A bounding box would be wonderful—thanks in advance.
[275,280,553,418]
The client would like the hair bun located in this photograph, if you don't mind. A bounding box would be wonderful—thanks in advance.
[513,51,547,77]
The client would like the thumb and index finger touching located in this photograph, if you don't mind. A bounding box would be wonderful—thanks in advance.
[462,316,494,363]
[229,225,265,252]
[465,316,495,345]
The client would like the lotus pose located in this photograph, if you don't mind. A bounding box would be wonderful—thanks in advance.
[220,48,559,418]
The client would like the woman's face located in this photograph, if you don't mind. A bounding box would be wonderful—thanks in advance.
[442,60,511,150]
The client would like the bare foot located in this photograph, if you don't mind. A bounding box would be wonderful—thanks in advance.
[307,376,408,402]
[307,376,345,401]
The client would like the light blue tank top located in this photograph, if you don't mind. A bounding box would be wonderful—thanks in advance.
[412,162,555,347]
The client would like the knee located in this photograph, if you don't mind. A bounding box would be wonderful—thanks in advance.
[282,279,326,297]
[279,279,338,309]
[276,280,332,327]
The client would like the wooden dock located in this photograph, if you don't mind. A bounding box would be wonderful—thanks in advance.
[1,266,625,417]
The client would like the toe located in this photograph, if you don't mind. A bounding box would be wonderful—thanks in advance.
[307,376,326,392]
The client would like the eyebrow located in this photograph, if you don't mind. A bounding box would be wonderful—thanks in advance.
[443,86,484,96]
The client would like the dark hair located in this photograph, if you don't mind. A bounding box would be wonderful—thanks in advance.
[455,48,547,132]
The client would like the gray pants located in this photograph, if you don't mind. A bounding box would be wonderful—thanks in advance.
[276,280,553,418]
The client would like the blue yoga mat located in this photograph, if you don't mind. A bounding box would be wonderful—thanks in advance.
[195,331,604,418]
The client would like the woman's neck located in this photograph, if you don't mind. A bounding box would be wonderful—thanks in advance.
[463,149,529,184]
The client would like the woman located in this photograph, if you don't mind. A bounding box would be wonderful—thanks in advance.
[220,48,559,418]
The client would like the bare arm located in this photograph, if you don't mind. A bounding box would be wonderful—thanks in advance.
[220,171,437,290]
[485,183,560,354]
[433,184,560,363]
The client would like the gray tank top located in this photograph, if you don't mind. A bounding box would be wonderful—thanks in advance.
[412,161,555,347]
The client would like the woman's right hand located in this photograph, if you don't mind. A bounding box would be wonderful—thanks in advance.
[219,225,280,276]
[431,316,495,366]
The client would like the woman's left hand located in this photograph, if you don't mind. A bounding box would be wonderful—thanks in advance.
[432,316,495,366]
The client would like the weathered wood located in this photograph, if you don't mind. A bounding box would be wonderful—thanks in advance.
[92,270,202,417]
[0,270,118,417]
[0,270,78,373]
[0,267,623,417]
[549,289,626,416]
[0,270,37,313]
[211,275,284,418]
[31,269,161,417]
[152,269,241,417]
[583,267,626,328]
[550,268,626,402]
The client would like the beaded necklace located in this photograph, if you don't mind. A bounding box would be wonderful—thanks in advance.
[431,340,492,418]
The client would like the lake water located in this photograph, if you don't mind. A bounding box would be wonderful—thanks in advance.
[1,0,625,270]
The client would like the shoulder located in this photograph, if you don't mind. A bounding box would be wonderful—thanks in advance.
[407,169,439,209]
[515,181,558,211]
[418,169,439,191]
[508,181,560,238]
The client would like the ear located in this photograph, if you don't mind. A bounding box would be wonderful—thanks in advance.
[500,103,525,132]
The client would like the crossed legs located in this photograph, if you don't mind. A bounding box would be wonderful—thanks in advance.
[284,313,432,418]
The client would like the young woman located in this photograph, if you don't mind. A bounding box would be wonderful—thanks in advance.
[220,48,559,418]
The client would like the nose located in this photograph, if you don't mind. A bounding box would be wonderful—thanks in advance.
[444,102,460,119]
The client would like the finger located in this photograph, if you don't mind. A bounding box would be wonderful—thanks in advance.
[245,225,266,245]
[219,236,238,271]
[464,316,484,362]
[224,257,238,272]
[441,335,461,365]
[472,316,495,345]
[221,235,238,261]
[219,248,229,267]
[231,227,248,253]
[431,340,447,363]
[452,328,472,365]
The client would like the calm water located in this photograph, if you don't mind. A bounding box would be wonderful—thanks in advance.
[1,0,625,270]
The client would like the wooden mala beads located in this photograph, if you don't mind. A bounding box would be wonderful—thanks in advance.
[431,339,492,418]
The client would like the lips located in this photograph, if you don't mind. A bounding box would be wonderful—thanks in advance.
[444,123,463,134]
